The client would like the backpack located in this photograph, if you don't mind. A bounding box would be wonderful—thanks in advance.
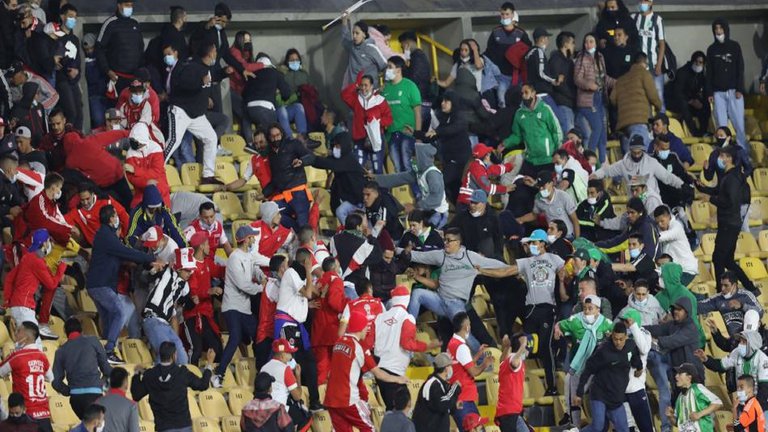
[504,40,530,87]
[663,41,678,79]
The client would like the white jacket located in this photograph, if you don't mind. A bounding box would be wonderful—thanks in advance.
[626,322,652,394]
[658,218,698,276]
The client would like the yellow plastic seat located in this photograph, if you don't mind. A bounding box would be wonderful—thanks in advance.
[242,190,262,220]
[181,163,218,193]
[750,196,768,225]
[213,192,246,221]
[668,117,687,138]
[230,220,252,246]
[308,132,327,156]
[77,290,98,314]
[41,340,57,364]
[392,185,414,208]
[238,160,261,189]
[122,339,154,366]
[690,200,715,231]
[486,375,500,405]
[47,316,66,341]
[690,143,713,171]
[405,379,425,409]
[220,134,249,162]
[312,410,333,432]
[199,389,232,417]
[221,416,241,432]
[699,233,717,263]
[312,188,333,217]
[50,395,80,427]
[139,420,155,432]
[740,257,768,280]
[192,417,222,432]
[370,405,385,429]
[235,358,257,387]
[137,396,154,421]
[166,165,195,193]
[227,387,251,415]
[305,166,328,187]
[215,161,251,192]
[737,231,768,259]
[525,374,554,405]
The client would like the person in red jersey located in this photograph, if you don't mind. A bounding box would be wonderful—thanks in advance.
[250,201,294,257]
[324,311,408,432]
[65,183,129,246]
[227,129,277,199]
[457,143,514,209]
[3,229,67,341]
[183,231,224,365]
[311,258,348,385]
[338,278,384,352]
[183,201,233,259]
[0,322,54,432]
[495,333,529,432]
[447,312,494,429]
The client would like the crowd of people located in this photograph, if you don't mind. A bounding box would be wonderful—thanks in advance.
[0,0,765,431]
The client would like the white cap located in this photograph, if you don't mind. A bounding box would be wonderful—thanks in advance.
[584,294,601,308]
[15,126,32,139]
[744,309,760,332]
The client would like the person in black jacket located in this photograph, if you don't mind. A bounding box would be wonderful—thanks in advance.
[652,135,695,208]
[54,4,83,131]
[188,3,250,85]
[362,180,403,240]
[448,189,503,260]
[163,43,222,186]
[411,353,461,432]
[131,342,215,432]
[603,25,634,80]
[0,0,16,69]
[398,31,432,131]
[549,31,576,132]
[330,212,383,287]
[266,124,313,229]
[574,322,642,432]
[306,132,365,226]
[159,7,188,66]
[24,21,58,84]
[706,18,748,152]
[594,0,639,51]
[95,0,144,93]
[0,153,24,231]
[666,51,709,136]
[398,210,444,252]
[695,145,757,293]
[241,54,291,142]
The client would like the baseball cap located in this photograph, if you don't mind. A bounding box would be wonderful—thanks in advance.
[235,225,259,243]
[254,372,275,392]
[3,61,23,79]
[346,311,368,333]
[573,248,590,261]
[588,249,602,261]
[44,22,66,38]
[82,33,97,49]
[533,27,552,40]
[470,189,488,203]
[629,135,646,150]
[141,226,163,248]
[28,228,50,253]
[433,352,452,369]
[521,229,548,244]
[189,231,208,248]
[462,413,488,432]
[272,338,298,353]
[175,247,197,271]
[471,143,494,159]
[536,170,554,187]
[15,126,32,139]
[675,363,698,378]
[584,294,601,308]
[629,175,648,187]
[104,108,123,120]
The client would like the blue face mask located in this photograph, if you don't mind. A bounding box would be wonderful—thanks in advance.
[121,7,133,18]
[717,157,726,170]
[131,93,144,105]
[500,18,513,26]
[587,47,596,55]
[629,248,640,259]
[639,3,650,12]
[65,17,77,30]
[288,61,301,71]
[658,149,670,160]
[529,245,540,256]
[164,55,177,67]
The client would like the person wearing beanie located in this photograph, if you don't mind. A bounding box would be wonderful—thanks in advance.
[374,286,441,410]
[248,201,294,258]
[324,311,408,432]
[596,196,661,262]
[126,183,186,248]
[182,231,224,365]
[2,228,67,341]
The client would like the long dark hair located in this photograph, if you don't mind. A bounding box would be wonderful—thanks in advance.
[283,48,302,67]
[451,39,478,65]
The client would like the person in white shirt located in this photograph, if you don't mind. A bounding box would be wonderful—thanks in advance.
[260,338,303,405]
[653,205,698,285]
[141,225,179,266]
[618,308,654,432]
[213,226,267,388]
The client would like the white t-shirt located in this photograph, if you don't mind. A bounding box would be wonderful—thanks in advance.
[449,63,483,92]
[277,268,309,323]
[260,359,298,405]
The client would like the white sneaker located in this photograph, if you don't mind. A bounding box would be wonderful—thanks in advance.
[210,374,223,389]
[39,325,58,340]
[566,428,580,432]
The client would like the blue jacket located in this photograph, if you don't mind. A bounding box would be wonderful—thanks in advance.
[646,131,693,165]
[84,52,107,99]
[126,206,186,248]
[86,225,155,289]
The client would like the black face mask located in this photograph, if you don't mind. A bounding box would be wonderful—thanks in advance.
[630,153,643,163]
[243,42,253,52]
[522,97,534,107]
[715,137,728,147]
[605,10,617,19]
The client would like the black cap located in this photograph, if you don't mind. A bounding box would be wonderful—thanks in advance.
[254,372,275,392]
[675,363,698,378]
[536,170,554,187]
[567,127,584,140]
[398,31,417,43]
[135,67,151,82]
[629,135,646,150]
[3,61,23,79]
[533,27,552,40]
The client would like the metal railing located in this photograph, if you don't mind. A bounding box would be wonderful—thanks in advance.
[415,33,454,77]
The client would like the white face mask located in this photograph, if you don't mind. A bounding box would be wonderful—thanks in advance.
[446,366,453,380]
[583,314,597,324]
[332,147,342,159]
[692,64,704,74]
[95,422,105,432]
[111,219,120,230]
[287,358,297,369]
[723,291,734,299]
[460,56,470,63]
[635,297,648,306]
[737,344,748,358]
[716,34,725,43]
[403,49,411,61]
[470,210,483,218]
[547,234,557,244]
[540,188,551,199]
[385,68,396,81]
[53,190,62,200]
[737,390,748,403]
[587,197,597,205]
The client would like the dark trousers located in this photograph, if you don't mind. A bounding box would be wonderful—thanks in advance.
[442,159,465,205]
[714,224,756,292]
[184,316,223,365]
[506,161,555,217]
[216,310,256,376]
[483,276,522,339]
[523,304,556,389]
[35,418,53,432]
[295,348,320,406]
[626,389,654,432]
[254,338,273,370]
[497,414,520,432]
[378,368,407,411]
[70,393,101,419]
[56,79,84,131]
[103,178,134,213]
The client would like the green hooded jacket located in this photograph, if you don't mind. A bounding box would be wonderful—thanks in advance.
[655,262,706,347]
[502,97,563,166]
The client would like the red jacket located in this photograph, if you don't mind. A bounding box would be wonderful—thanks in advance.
[227,47,264,95]
[64,198,129,246]
[311,271,348,347]
[250,220,292,258]
[184,257,225,334]
[39,126,81,173]
[24,192,71,245]
[458,159,513,206]
[256,278,280,343]
[248,154,274,198]
[3,252,66,309]
[117,87,160,126]
[125,124,170,208]
[341,71,392,144]
[63,130,128,188]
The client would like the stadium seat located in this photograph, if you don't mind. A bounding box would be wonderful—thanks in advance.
[0,321,11,347]
[405,379,425,409]
[714,411,733,432]
[668,117,686,138]
[471,297,489,318]
[79,315,100,337]
[138,421,155,432]
[237,161,261,189]
[370,406,385,429]
[48,316,66,341]
[305,166,328,187]
[690,201,715,231]
[192,417,222,432]
[750,197,768,225]
[181,163,219,193]
[690,143,713,171]
[50,395,80,427]
[77,290,99,314]
[486,375,500,405]
[230,220,252,243]
[478,405,496,425]
[313,188,333,217]
[188,389,203,418]
[392,185,414,207]
[166,165,195,193]
[308,132,328,157]
[41,340,57,364]
[699,233,717,262]
[213,192,246,221]
[406,365,433,381]
[138,396,154,421]
[242,190,261,220]
[739,257,768,280]
[525,375,554,405]
[220,134,249,163]
[754,168,768,196]
[312,410,333,432]
[235,358,257,388]
[227,387,251,415]
[122,339,154,366]
[215,161,251,192]
[221,416,241,432]
[737,231,768,259]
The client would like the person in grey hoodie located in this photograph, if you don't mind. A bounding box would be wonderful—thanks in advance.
[340,16,388,89]
[619,281,665,327]
[52,317,112,419]
[374,142,449,228]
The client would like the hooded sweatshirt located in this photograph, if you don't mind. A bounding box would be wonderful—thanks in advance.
[619,294,666,327]
[131,363,212,432]
[705,19,745,95]
[656,262,706,346]
[698,288,762,338]
[341,27,388,89]
[645,296,705,379]
[307,132,365,208]
[241,393,293,432]
[621,309,653,394]
[702,330,768,408]
[502,96,563,166]
[593,152,684,197]
[375,143,448,213]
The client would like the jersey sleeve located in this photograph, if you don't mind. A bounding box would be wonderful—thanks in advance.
[341,304,351,322]
[456,343,473,367]
[361,350,377,373]
[284,367,298,391]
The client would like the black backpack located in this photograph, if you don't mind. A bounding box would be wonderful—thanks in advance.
[663,41,679,79]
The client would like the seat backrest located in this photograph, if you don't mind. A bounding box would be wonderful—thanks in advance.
[700,233,717,255]
[213,192,245,216]
[188,390,203,418]
[214,161,240,184]
[220,134,247,156]
[181,163,203,186]
[740,257,768,279]
[220,416,241,432]
[124,339,154,365]
[236,358,257,388]
[311,411,333,432]
[228,387,252,415]
[193,417,222,432]
[199,389,232,418]
[49,394,79,427]
[165,165,183,187]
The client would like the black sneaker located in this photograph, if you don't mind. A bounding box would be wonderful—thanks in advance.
[558,414,571,426]
[544,387,558,396]
[309,402,325,413]
[107,351,125,365]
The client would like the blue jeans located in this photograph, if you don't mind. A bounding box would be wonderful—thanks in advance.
[89,96,108,128]
[581,399,629,432]
[173,132,196,166]
[647,350,672,432]
[621,124,651,155]
[277,103,308,136]
[407,289,479,351]
[652,71,666,113]
[452,400,479,431]
[579,93,607,163]
[356,144,385,174]
[388,131,416,173]
[275,189,311,230]
[558,105,575,134]
[117,294,140,339]
[428,211,448,229]
[217,310,256,376]
[88,286,126,353]
[714,89,748,151]
[336,201,362,226]
[497,74,512,108]
[143,316,188,365]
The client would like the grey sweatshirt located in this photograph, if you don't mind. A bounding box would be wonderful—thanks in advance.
[341,26,388,88]
[410,247,507,301]
[97,390,140,432]
[375,143,447,212]
[52,334,112,395]
[593,153,684,196]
